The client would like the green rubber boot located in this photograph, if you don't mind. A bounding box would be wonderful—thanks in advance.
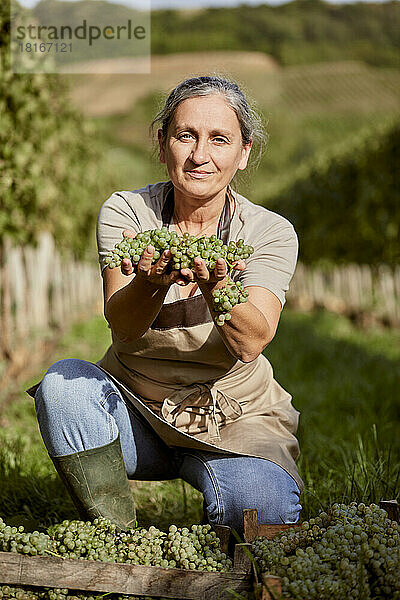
[51,435,136,531]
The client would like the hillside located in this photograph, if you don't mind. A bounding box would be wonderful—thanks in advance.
[65,51,278,117]
[32,0,400,69]
[65,52,400,208]
[151,0,400,68]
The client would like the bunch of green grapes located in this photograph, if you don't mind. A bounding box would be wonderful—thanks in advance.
[113,525,168,566]
[0,586,142,600]
[162,524,232,571]
[0,515,231,573]
[0,517,50,556]
[0,517,232,600]
[113,523,232,572]
[104,228,254,324]
[212,281,249,325]
[48,517,120,562]
[251,502,400,599]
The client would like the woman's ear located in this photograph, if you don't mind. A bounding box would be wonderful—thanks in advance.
[158,129,166,163]
[238,140,253,171]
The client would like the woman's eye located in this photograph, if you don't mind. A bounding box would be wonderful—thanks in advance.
[178,133,193,140]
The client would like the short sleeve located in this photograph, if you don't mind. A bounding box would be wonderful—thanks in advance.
[96,192,141,273]
[236,217,299,308]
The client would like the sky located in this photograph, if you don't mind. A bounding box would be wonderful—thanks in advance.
[17,0,392,10]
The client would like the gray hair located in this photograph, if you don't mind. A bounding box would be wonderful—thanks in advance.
[150,75,268,169]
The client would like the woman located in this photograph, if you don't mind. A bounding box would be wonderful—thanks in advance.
[31,75,303,536]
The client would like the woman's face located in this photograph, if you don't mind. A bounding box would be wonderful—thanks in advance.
[158,94,252,203]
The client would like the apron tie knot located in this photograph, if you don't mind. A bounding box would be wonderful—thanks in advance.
[160,383,242,443]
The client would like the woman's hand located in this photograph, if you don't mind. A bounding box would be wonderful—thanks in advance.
[120,230,245,288]
[120,230,180,288]
[179,256,246,288]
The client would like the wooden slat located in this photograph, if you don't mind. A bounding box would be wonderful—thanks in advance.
[257,523,302,540]
[0,552,251,599]
[233,543,252,574]
[213,524,231,555]
[0,233,102,363]
[260,574,282,600]
[380,500,399,523]
[243,509,259,543]
[243,509,301,542]
[289,262,399,327]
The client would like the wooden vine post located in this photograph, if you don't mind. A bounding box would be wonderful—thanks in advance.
[0,238,12,361]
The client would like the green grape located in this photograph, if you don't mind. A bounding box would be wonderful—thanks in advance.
[105,230,255,322]
[0,515,231,577]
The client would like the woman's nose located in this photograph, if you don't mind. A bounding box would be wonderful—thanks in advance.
[190,139,209,164]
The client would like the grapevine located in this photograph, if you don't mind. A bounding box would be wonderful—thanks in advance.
[105,228,254,325]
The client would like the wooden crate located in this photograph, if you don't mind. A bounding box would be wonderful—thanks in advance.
[242,510,300,600]
[0,542,253,600]
[379,499,399,523]
[1,502,397,600]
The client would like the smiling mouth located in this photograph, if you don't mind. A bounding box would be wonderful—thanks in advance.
[186,170,213,177]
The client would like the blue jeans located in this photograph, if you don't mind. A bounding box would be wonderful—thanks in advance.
[35,358,301,535]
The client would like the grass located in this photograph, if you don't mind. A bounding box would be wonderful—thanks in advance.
[266,309,400,517]
[0,308,398,532]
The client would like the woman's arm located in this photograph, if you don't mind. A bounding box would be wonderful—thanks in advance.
[189,258,282,363]
[200,279,281,363]
[103,243,180,343]
[196,217,298,362]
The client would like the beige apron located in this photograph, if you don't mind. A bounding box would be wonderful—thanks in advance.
[94,324,304,492]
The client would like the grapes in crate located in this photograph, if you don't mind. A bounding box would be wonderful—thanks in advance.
[251,502,400,599]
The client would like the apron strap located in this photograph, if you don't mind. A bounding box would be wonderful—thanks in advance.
[218,191,231,245]
[161,183,175,228]
[160,383,243,444]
